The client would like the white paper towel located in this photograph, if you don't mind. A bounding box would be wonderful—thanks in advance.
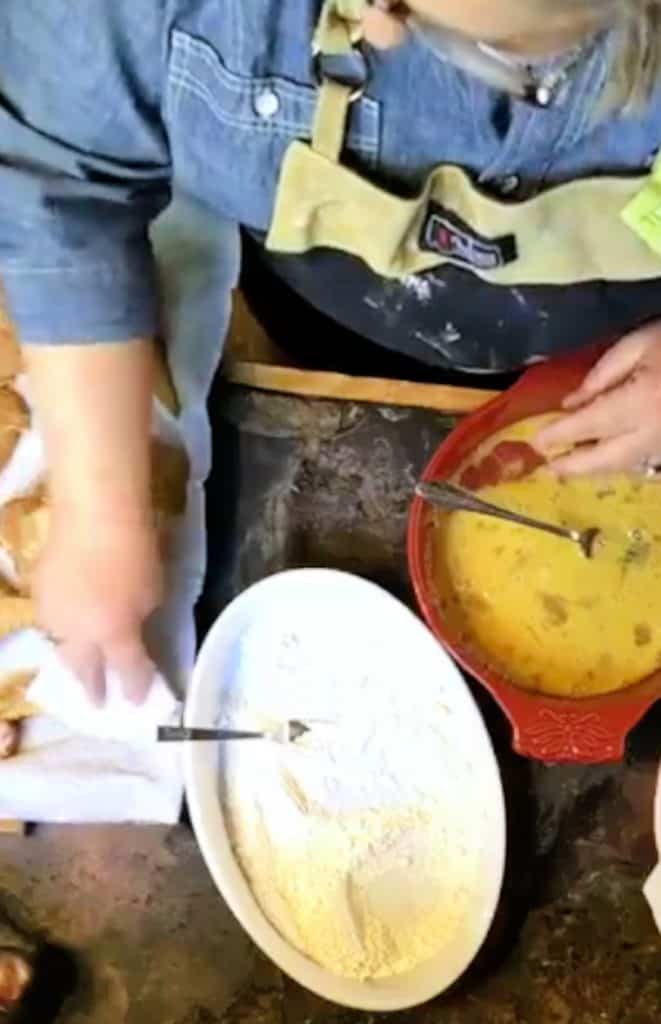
[0,715,184,824]
[28,649,181,745]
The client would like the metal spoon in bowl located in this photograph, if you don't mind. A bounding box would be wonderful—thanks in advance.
[416,480,601,559]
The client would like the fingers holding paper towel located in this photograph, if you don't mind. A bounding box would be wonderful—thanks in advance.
[34,514,163,706]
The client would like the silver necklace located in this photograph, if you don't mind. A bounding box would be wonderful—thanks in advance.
[408,18,586,107]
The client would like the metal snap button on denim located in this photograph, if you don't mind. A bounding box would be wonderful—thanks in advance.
[497,174,520,196]
[254,88,280,119]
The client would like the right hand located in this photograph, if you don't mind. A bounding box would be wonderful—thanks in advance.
[34,508,163,705]
[22,338,162,706]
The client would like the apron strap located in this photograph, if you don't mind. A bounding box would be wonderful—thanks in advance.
[311,0,367,162]
[312,80,355,161]
[313,0,366,55]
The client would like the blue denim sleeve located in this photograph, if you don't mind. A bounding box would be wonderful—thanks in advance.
[0,1,172,344]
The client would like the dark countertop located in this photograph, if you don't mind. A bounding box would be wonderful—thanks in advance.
[2,385,661,1024]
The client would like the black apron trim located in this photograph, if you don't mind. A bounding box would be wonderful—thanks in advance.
[249,231,661,374]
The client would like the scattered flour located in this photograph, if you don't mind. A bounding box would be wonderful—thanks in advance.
[219,610,481,981]
[401,274,432,303]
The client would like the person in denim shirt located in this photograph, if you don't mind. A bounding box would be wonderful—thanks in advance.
[1,0,661,700]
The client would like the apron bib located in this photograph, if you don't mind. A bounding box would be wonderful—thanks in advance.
[258,0,661,373]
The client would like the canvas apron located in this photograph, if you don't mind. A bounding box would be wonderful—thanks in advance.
[256,0,661,372]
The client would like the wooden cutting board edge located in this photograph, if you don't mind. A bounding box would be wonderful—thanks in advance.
[0,820,25,835]
[223,359,500,415]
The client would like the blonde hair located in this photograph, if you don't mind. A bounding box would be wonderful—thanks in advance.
[611,0,661,109]
[533,0,661,109]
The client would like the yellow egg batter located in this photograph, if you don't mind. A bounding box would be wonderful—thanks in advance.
[432,415,661,697]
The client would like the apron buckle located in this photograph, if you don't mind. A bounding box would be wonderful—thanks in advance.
[311,45,370,102]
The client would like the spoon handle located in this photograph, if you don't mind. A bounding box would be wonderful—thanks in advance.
[416,480,578,546]
[158,726,264,742]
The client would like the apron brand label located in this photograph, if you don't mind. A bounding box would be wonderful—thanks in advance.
[421,203,517,271]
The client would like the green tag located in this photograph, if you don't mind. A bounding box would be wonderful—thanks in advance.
[622,160,661,255]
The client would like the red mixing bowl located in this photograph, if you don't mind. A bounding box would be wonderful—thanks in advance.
[408,345,661,764]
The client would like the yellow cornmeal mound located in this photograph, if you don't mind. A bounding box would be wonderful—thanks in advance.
[228,800,468,980]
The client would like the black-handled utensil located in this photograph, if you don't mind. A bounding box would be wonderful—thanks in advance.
[158,720,311,744]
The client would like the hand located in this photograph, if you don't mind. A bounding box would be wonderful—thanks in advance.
[536,322,661,477]
[22,339,158,705]
[34,509,163,706]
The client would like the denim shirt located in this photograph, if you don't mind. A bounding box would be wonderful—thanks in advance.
[1,0,660,347]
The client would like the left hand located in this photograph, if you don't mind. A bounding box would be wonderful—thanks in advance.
[536,321,661,477]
